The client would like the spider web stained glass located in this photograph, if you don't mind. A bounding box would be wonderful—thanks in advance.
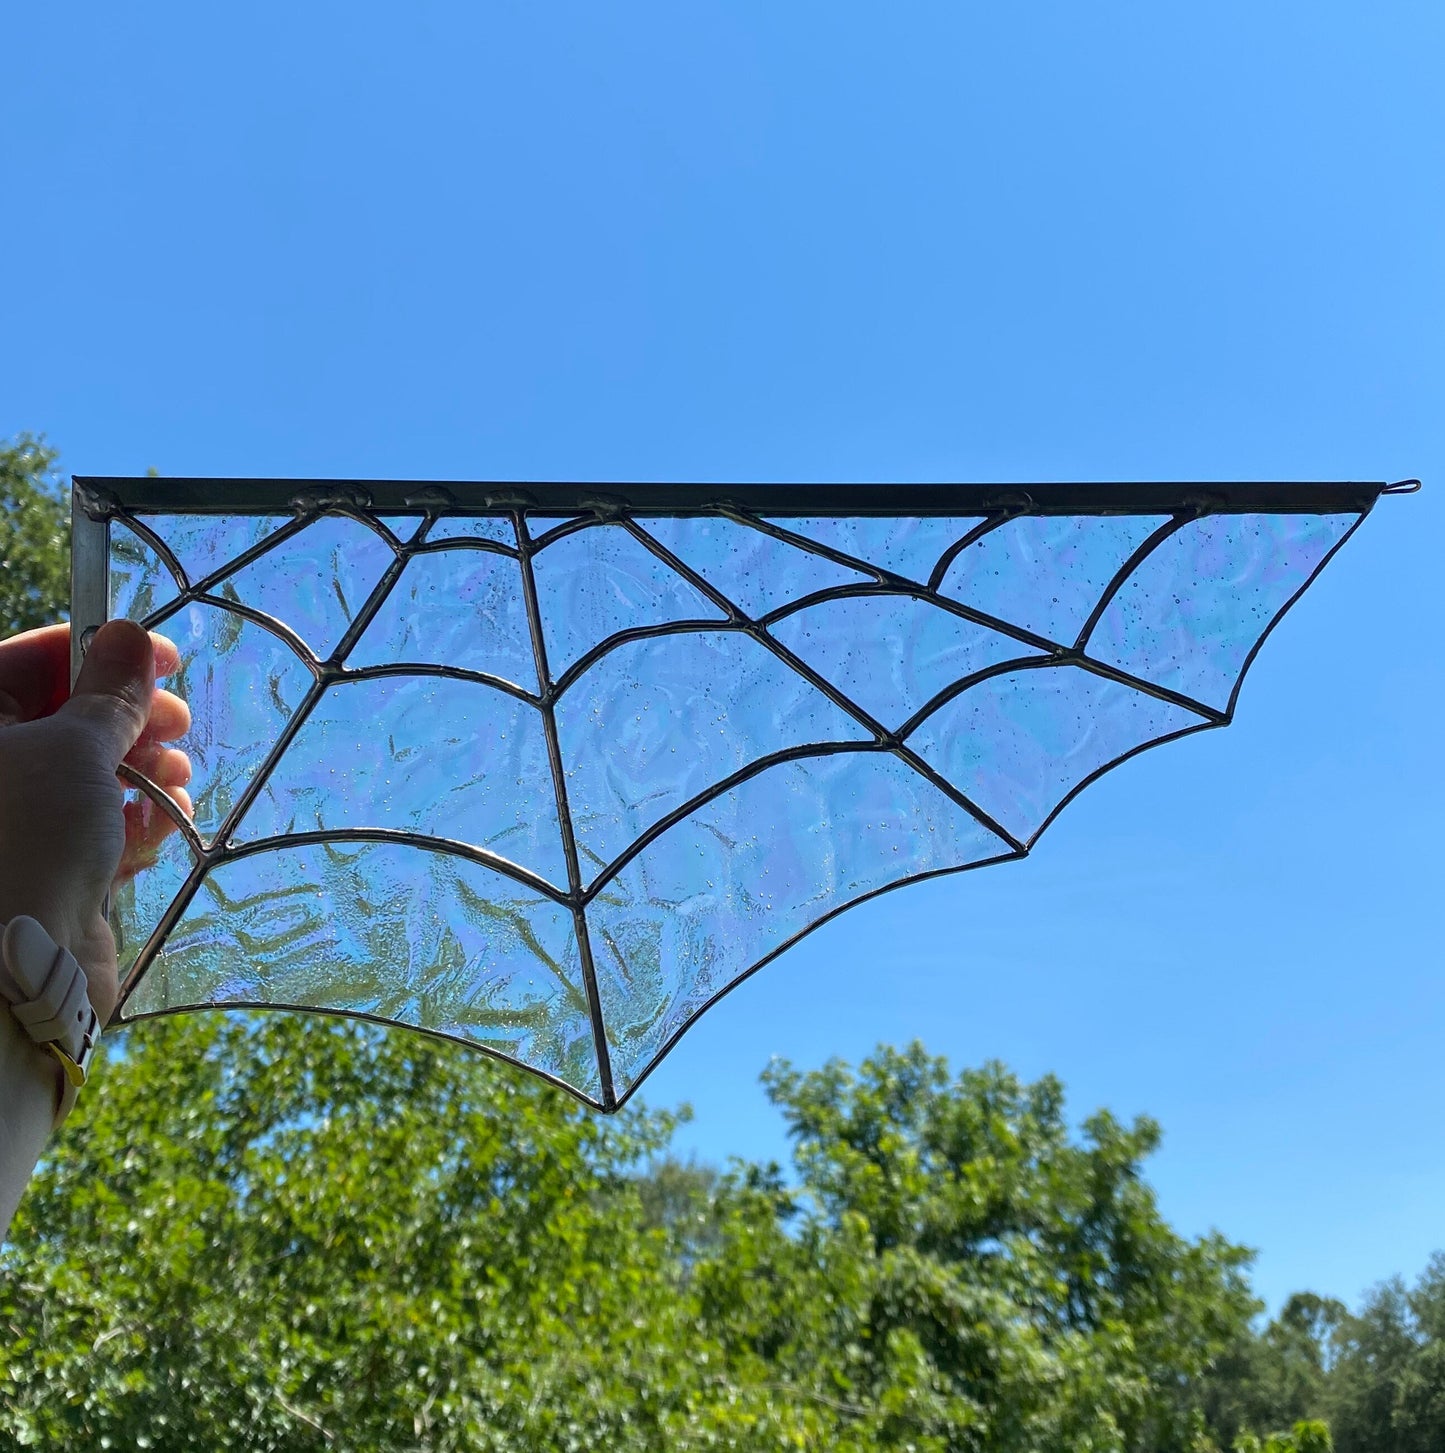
[79,482,1386,1109]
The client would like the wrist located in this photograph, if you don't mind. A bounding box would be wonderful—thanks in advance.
[0,1001,72,1129]
[0,917,102,1129]
[0,893,74,953]
[0,898,117,1024]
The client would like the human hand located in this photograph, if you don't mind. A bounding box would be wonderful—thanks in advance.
[0,620,192,1023]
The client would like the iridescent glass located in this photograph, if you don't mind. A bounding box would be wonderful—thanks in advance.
[71,478,1387,1108]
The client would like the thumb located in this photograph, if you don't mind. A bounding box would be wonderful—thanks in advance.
[59,619,156,767]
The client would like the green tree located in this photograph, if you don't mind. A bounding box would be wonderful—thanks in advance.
[662,1044,1263,1452]
[1233,1420,1333,1453]
[1326,1257,1445,1453]
[0,433,68,634]
[1203,1293,1348,1445]
[2,1013,701,1449]
[3,1026,1288,1451]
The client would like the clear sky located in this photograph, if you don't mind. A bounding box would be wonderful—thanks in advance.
[3,2,1441,1314]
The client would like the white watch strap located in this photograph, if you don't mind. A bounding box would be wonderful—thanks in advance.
[0,917,101,1128]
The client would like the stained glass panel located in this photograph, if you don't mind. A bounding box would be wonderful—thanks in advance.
[237,675,569,887]
[939,514,1169,645]
[768,594,1041,731]
[641,515,873,616]
[125,841,597,1096]
[73,478,1383,1108]
[907,665,1206,844]
[218,514,395,661]
[425,515,520,547]
[531,523,726,677]
[1086,513,1356,711]
[762,515,984,582]
[140,513,292,590]
[109,521,183,622]
[557,629,870,876]
[347,548,538,691]
[158,601,314,844]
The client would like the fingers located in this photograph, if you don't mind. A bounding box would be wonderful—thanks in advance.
[118,701,194,884]
[0,624,181,729]
[151,634,181,678]
[117,786,195,884]
[0,619,195,913]
[124,740,193,790]
[0,624,71,724]
[139,687,192,744]
[119,739,194,877]
[57,620,156,767]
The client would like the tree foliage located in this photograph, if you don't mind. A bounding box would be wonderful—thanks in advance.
[3,1023,1270,1451]
[3,1015,693,1449]
[1324,1257,1445,1453]
[0,434,68,635]
[1202,1292,1348,1444]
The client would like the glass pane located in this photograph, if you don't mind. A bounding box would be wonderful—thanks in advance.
[239,675,568,887]
[377,515,426,545]
[140,513,291,590]
[113,818,198,987]
[769,594,1040,731]
[907,664,1206,844]
[556,628,870,877]
[427,516,518,546]
[642,515,872,617]
[528,515,586,545]
[125,841,599,1098]
[940,514,1168,645]
[164,601,316,844]
[88,493,1372,1103]
[110,520,183,622]
[346,548,537,691]
[531,522,724,678]
[218,514,395,660]
[1087,513,1355,711]
[587,751,1012,1092]
[764,515,984,583]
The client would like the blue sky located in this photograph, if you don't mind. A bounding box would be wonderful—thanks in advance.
[3,2,1441,1313]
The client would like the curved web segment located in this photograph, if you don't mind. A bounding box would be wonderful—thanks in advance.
[105,500,1365,1108]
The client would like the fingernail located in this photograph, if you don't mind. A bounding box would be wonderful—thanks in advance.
[91,619,152,669]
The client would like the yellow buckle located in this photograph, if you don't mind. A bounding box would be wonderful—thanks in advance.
[49,1020,98,1088]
